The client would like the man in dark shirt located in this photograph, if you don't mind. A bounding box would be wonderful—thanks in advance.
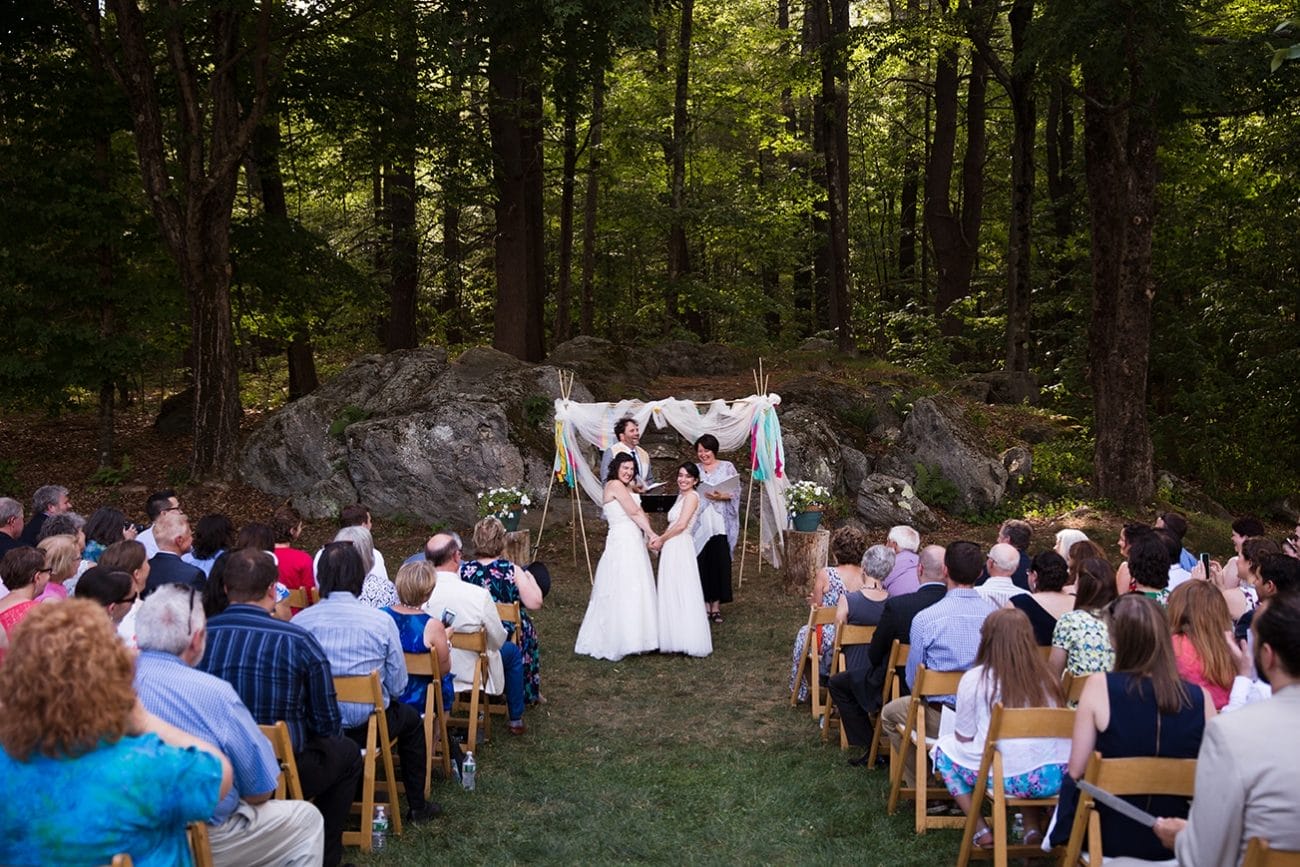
[143,510,205,596]
[975,518,1032,590]
[829,544,947,761]
[200,549,361,867]
[18,484,70,546]
[0,498,22,557]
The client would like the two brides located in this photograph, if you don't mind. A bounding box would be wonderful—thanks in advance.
[574,453,713,661]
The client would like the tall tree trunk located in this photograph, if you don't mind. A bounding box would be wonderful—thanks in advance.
[555,101,577,343]
[812,0,853,352]
[251,113,319,398]
[926,4,987,337]
[93,118,117,467]
[1045,76,1076,300]
[385,10,419,351]
[488,28,546,362]
[1084,73,1157,503]
[579,66,604,336]
[440,69,465,346]
[896,0,922,296]
[667,0,704,337]
[1002,0,1035,374]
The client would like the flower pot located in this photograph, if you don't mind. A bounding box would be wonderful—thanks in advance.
[791,511,823,532]
[500,509,522,532]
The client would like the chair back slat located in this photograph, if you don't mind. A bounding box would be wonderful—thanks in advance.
[1244,838,1300,867]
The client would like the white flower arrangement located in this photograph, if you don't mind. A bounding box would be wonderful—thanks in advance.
[477,486,532,520]
[785,480,831,515]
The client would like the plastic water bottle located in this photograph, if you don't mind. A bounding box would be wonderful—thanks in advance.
[371,805,389,851]
[1011,812,1025,844]
[462,751,476,791]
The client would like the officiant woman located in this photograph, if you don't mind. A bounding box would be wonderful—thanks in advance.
[692,434,738,623]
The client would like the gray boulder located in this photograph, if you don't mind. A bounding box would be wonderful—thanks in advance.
[886,397,1008,513]
[240,346,591,524]
[1002,446,1033,497]
[841,446,871,494]
[780,406,843,491]
[855,473,938,530]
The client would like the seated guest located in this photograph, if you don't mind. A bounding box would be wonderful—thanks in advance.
[136,489,181,559]
[1050,558,1117,680]
[18,484,71,546]
[830,545,947,762]
[975,543,1029,608]
[135,585,324,866]
[461,516,545,705]
[232,524,291,621]
[71,566,138,626]
[272,505,315,597]
[1154,592,1300,863]
[313,502,389,582]
[1155,511,1198,573]
[0,547,50,661]
[383,561,454,713]
[183,513,234,577]
[932,608,1069,850]
[83,506,136,564]
[35,534,80,602]
[834,543,892,671]
[0,497,23,558]
[1010,550,1075,646]
[333,525,397,609]
[144,509,204,597]
[789,525,870,703]
[423,532,527,735]
[1155,527,1192,591]
[294,542,440,822]
[883,525,922,597]
[0,599,231,866]
[977,519,1032,590]
[199,549,363,867]
[1222,515,1267,585]
[99,539,150,644]
[1168,580,1236,711]
[1122,525,1173,605]
[1229,537,1277,620]
[1055,594,1215,859]
[1053,528,1090,562]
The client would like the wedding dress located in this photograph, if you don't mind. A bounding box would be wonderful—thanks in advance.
[574,496,659,661]
[656,493,713,657]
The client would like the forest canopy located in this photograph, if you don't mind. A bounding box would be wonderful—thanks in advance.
[1,0,1298,507]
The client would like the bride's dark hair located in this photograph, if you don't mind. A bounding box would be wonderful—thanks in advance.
[606,452,636,482]
[678,462,700,486]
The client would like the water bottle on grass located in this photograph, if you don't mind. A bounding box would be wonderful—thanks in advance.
[462,751,476,791]
[372,805,389,851]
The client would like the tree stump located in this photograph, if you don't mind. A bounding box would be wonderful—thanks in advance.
[505,529,531,566]
[782,529,829,596]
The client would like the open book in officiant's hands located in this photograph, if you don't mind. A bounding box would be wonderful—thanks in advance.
[698,475,741,498]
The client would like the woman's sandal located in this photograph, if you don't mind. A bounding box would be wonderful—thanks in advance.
[972,828,995,850]
[710,611,723,623]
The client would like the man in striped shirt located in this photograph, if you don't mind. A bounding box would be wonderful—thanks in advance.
[200,549,361,867]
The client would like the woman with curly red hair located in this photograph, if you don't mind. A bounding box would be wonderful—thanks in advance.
[0,599,231,866]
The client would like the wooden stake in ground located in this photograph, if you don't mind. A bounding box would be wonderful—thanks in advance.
[575,481,593,584]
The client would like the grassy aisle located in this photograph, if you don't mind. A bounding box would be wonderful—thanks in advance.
[355,539,961,865]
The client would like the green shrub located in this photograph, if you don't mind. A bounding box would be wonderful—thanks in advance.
[90,457,132,487]
[913,462,962,513]
[523,394,552,428]
[328,404,371,439]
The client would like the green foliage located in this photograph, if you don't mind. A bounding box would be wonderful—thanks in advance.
[835,403,876,433]
[89,457,132,487]
[523,394,553,428]
[913,462,962,513]
[328,405,372,440]
[165,466,193,490]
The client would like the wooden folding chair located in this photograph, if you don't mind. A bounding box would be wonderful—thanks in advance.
[955,704,1075,867]
[821,623,876,745]
[497,600,524,648]
[1243,838,1300,867]
[1060,671,1090,706]
[1061,752,1198,866]
[285,586,317,610]
[885,665,967,833]
[867,640,909,767]
[789,605,838,715]
[187,821,214,867]
[447,628,494,754]
[404,650,453,795]
[333,671,404,852]
[257,721,304,800]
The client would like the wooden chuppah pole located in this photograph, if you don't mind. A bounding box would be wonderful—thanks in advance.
[738,361,764,587]
[532,370,568,558]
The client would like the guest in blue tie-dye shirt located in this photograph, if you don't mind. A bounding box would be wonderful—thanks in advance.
[0,599,229,867]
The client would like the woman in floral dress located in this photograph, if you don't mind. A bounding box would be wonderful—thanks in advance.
[461,516,545,704]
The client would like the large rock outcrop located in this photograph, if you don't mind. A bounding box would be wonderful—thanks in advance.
[240,347,590,522]
[880,397,1009,513]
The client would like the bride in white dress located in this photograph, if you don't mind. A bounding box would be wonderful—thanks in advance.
[574,453,661,661]
[651,463,713,657]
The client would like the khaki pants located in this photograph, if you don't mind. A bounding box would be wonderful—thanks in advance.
[882,696,942,788]
[207,799,324,867]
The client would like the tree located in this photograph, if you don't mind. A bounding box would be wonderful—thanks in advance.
[810,0,852,351]
[72,0,294,476]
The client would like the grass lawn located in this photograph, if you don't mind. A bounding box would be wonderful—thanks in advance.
[351,533,965,865]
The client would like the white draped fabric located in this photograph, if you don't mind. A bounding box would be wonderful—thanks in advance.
[552,394,789,567]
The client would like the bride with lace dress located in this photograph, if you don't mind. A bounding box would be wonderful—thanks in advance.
[651,463,713,657]
[574,453,661,661]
